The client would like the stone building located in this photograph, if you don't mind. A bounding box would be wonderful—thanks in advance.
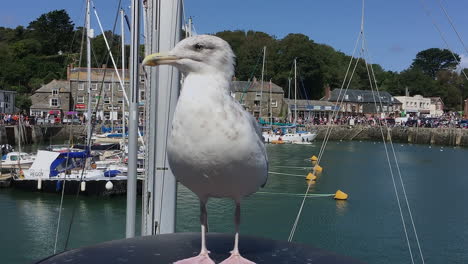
[68,67,145,121]
[0,90,16,114]
[230,78,286,119]
[284,99,338,122]
[328,88,402,117]
[394,94,431,117]
[30,80,71,117]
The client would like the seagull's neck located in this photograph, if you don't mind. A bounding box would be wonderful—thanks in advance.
[181,72,231,98]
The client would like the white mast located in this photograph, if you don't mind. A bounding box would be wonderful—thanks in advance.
[259,46,266,119]
[126,0,140,238]
[142,0,182,235]
[269,79,273,126]
[294,58,297,124]
[111,73,114,131]
[86,0,92,144]
[121,8,126,142]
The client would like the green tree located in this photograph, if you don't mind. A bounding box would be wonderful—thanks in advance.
[411,48,460,79]
[27,9,75,55]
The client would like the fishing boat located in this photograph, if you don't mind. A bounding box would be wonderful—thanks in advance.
[1,152,35,169]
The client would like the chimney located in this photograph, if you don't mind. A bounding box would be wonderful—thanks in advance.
[324,84,331,100]
[464,98,468,119]
[253,76,257,83]
[405,87,410,97]
[67,64,71,80]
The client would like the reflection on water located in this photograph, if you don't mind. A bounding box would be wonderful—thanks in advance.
[335,200,348,216]
[1,141,468,264]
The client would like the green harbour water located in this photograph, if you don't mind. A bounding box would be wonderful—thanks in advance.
[1,141,468,263]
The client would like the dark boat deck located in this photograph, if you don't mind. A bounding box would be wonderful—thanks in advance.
[36,233,365,264]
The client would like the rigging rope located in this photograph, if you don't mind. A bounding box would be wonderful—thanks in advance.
[287,30,361,243]
[63,0,123,251]
[418,0,468,81]
[54,0,88,253]
[363,34,425,263]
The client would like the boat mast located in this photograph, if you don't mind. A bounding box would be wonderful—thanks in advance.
[142,0,182,235]
[86,0,92,145]
[126,0,140,238]
[121,8,126,142]
[294,58,297,124]
[259,46,266,119]
[111,73,114,132]
[269,79,272,126]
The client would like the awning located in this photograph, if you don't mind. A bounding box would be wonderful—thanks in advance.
[49,110,61,114]
[66,111,78,115]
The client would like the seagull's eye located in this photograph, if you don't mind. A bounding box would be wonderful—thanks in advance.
[193,43,204,51]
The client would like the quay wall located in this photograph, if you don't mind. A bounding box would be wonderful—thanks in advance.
[1,125,87,146]
[2,124,468,147]
[312,126,468,147]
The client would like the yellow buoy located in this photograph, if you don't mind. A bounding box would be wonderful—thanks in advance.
[334,190,348,200]
[313,165,323,173]
[306,172,317,181]
[310,155,318,161]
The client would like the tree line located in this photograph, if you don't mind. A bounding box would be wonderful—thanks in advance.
[0,10,467,111]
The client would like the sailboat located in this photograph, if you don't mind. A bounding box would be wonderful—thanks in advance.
[263,58,317,144]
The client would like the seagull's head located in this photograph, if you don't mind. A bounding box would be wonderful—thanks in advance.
[142,35,235,78]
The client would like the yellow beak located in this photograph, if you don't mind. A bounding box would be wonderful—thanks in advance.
[142,53,179,66]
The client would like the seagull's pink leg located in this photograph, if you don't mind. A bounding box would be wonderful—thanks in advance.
[174,201,214,264]
[220,202,256,264]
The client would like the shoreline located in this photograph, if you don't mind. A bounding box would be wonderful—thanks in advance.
[311,125,468,147]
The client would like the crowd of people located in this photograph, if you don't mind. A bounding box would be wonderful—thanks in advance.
[282,112,467,129]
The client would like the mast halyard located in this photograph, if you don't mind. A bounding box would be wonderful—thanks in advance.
[294,58,297,125]
[121,8,126,143]
[86,0,92,146]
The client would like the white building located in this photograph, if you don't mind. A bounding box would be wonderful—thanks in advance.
[394,94,431,116]
[0,90,17,114]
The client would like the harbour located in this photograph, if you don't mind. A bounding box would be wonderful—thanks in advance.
[1,142,467,264]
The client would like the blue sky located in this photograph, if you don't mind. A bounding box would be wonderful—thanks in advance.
[1,0,468,72]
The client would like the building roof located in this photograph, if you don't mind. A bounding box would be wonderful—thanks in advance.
[230,80,284,94]
[69,67,135,81]
[328,89,400,104]
[35,80,70,93]
[429,97,444,104]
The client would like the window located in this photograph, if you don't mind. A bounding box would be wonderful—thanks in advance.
[117,98,124,104]
[5,103,9,109]
[77,96,85,103]
[357,95,362,101]
[4,94,9,102]
[255,92,261,99]
[254,100,260,106]
[52,89,59,96]
[271,100,278,108]
[91,84,98,91]
[344,94,349,100]
[50,98,59,107]
[140,90,145,101]
[78,83,85,90]
[104,97,111,104]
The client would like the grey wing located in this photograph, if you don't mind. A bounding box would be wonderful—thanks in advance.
[249,115,269,187]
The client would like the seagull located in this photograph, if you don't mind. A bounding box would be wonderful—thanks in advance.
[143,35,268,264]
